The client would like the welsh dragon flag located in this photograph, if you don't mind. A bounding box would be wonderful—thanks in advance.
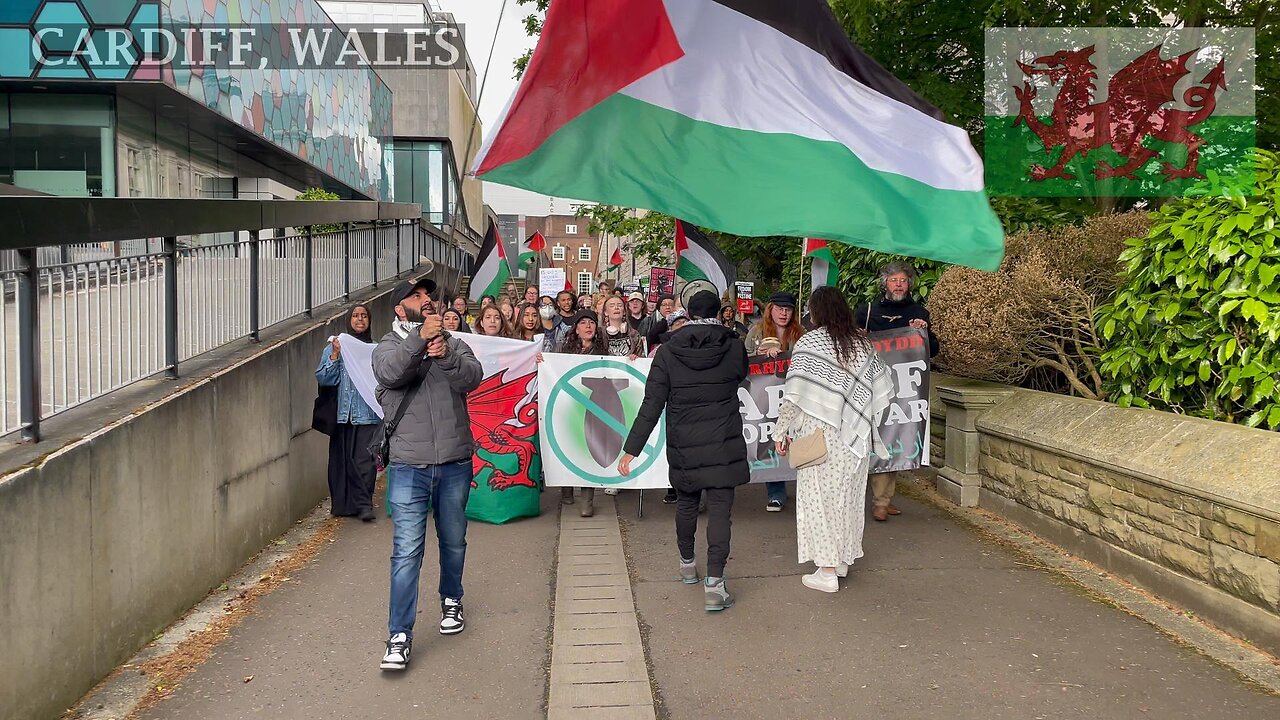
[454,333,542,524]
[519,231,546,269]
[805,238,839,291]
[469,223,510,303]
[473,0,1004,271]
[675,220,735,295]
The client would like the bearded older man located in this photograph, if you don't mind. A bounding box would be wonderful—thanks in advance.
[853,261,939,522]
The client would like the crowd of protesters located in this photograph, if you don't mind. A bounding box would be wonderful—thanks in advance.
[312,262,936,669]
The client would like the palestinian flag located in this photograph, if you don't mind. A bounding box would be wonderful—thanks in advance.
[469,223,511,303]
[518,231,546,269]
[474,0,1004,271]
[675,220,735,294]
[608,246,624,272]
[805,238,839,291]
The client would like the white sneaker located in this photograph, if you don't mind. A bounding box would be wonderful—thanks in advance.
[603,488,619,496]
[380,632,411,670]
[836,563,849,578]
[439,598,465,635]
[802,569,839,593]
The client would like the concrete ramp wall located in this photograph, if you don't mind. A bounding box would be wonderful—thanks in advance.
[0,288,402,720]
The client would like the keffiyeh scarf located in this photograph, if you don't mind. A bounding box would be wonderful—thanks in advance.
[784,328,893,453]
[392,318,420,339]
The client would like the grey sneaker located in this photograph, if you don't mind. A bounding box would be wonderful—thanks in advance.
[678,559,700,584]
[704,576,734,611]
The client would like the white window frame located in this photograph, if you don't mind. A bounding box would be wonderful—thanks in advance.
[577,272,593,295]
[552,245,566,261]
[578,245,592,261]
[564,223,578,235]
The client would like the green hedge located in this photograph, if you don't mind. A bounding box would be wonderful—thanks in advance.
[1098,150,1280,430]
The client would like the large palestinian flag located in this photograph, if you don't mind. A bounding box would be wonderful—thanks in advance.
[674,220,735,294]
[474,0,1004,271]
[469,223,511,302]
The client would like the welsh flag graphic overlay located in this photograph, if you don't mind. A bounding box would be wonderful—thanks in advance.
[984,27,1255,197]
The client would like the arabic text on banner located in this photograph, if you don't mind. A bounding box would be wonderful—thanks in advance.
[867,327,931,473]
[740,330,931,482]
[454,333,544,524]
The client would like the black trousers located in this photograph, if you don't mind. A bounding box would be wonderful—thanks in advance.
[327,422,381,516]
[675,487,735,578]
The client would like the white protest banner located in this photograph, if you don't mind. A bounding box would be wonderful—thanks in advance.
[334,333,383,419]
[539,267,566,297]
[538,353,670,490]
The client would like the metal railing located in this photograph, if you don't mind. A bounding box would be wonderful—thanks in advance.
[0,197,472,442]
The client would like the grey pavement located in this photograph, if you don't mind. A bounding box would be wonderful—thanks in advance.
[140,488,561,720]
[621,481,1280,720]
[129,478,1280,720]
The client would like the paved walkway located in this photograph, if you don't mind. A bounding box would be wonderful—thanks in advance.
[127,479,1278,720]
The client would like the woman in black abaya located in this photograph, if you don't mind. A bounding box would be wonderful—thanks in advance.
[315,304,383,521]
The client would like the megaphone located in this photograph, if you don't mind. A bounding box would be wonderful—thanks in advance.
[679,279,718,312]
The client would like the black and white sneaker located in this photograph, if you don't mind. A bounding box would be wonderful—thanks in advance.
[439,598,465,635]
[380,632,411,671]
[766,499,784,512]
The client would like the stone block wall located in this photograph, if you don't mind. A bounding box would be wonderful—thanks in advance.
[980,435,1280,616]
[928,377,947,467]
[933,381,1280,655]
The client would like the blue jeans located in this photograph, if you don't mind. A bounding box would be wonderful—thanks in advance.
[387,460,472,638]
[766,481,788,503]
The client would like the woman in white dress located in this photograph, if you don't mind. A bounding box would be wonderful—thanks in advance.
[774,286,893,593]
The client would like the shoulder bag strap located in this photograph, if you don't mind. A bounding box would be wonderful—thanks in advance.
[385,371,426,439]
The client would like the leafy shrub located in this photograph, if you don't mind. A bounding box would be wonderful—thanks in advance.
[929,212,1151,398]
[1097,150,1280,429]
[296,187,343,234]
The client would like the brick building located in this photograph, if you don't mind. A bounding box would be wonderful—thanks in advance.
[523,214,607,296]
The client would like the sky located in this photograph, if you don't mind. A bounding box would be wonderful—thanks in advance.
[444,0,591,216]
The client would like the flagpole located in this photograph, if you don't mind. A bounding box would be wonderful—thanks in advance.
[797,237,806,314]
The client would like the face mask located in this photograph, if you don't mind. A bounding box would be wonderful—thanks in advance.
[606,325,622,336]
[539,306,556,320]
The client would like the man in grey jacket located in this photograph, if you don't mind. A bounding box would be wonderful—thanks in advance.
[373,279,482,671]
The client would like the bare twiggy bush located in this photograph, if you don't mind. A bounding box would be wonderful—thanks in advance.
[928,212,1151,398]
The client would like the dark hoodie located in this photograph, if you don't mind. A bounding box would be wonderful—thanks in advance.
[623,324,750,493]
[855,295,940,357]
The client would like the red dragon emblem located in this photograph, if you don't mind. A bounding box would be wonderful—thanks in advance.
[468,369,539,491]
[1013,44,1227,182]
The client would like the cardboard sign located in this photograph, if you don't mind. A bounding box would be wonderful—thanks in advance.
[539,268,566,297]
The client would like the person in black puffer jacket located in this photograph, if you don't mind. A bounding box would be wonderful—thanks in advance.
[618,290,749,612]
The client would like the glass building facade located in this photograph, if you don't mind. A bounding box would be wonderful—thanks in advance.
[0,93,115,197]
[388,139,464,226]
[0,0,395,200]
